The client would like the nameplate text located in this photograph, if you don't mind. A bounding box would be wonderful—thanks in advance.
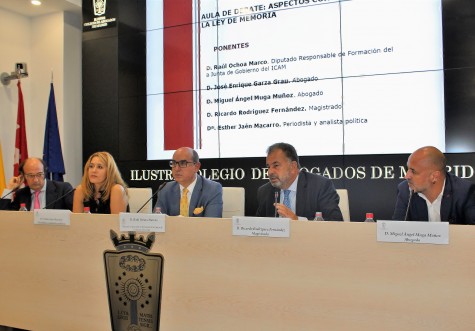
[120,212,166,233]
[377,220,449,244]
[232,216,290,238]
[34,209,71,226]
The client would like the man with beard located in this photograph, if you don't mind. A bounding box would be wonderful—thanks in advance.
[256,142,343,221]
[392,146,475,224]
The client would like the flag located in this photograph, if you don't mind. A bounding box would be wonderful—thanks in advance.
[0,140,6,193]
[43,82,65,181]
[14,81,28,176]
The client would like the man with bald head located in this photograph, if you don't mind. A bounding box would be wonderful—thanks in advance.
[392,146,475,224]
[154,147,223,217]
[0,157,74,211]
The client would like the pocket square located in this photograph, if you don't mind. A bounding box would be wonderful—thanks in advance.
[193,206,204,215]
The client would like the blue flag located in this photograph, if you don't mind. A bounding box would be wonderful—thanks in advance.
[43,82,65,181]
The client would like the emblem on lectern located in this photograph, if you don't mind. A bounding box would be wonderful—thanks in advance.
[104,230,164,331]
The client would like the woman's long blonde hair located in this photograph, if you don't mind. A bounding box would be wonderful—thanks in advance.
[80,151,128,201]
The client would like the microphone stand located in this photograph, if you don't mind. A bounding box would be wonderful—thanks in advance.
[404,189,414,221]
[136,182,167,213]
[0,189,17,200]
[42,188,76,209]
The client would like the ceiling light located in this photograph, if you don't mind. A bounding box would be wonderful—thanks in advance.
[31,0,42,5]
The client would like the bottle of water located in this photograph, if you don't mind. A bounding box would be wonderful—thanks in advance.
[364,213,375,222]
[19,203,28,211]
[83,206,91,214]
[312,212,325,221]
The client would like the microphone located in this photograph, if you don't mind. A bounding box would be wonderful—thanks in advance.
[274,190,279,217]
[1,175,24,200]
[0,188,19,200]
[42,188,76,209]
[136,182,167,213]
[404,189,414,221]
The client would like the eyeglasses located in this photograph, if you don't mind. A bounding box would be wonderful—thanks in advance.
[169,160,195,168]
[25,172,45,179]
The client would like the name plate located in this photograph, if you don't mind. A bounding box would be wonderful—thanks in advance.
[377,220,449,245]
[34,209,71,225]
[232,216,290,238]
[119,212,166,232]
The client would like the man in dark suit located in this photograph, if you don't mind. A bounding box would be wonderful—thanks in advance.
[256,142,343,221]
[0,157,74,211]
[155,147,223,217]
[393,146,475,224]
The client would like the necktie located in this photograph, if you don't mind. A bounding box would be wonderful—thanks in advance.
[283,190,291,209]
[180,188,189,216]
[34,191,41,209]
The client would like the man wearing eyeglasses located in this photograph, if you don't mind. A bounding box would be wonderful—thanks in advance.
[154,147,223,217]
[0,157,74,211]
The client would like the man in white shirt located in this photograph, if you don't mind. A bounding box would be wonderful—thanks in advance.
[393,146,475,224]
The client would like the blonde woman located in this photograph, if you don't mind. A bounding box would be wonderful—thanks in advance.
[73,151,129,214]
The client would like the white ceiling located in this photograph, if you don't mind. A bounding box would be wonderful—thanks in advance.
[0,0,81,18]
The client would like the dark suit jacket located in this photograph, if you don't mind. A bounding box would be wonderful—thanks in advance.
[392,172,475,224]
[256,171,343,221]
[154,175,223,217]
[0,180,74,211]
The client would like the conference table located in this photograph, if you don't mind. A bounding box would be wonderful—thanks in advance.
[0,211,473,331]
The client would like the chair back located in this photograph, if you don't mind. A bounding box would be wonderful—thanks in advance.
[127,187,153,213]
[336,189,350,222]
[222,187,245,218]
